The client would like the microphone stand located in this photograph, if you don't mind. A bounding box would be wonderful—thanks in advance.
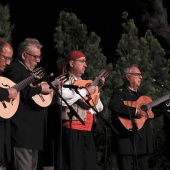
[46,77,85,170]
[74,88,118,133]
[46,77,85,125]
[74,88,119,170]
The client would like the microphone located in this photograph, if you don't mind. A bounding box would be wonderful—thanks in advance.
[47,72,57,78]
[63,85,84,89]
[152,79,165,87]
[33,72,57,85]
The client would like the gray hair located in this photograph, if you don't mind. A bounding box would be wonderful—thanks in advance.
[123,64,139,75]
[122,64,139,83]
[16,38,43,60]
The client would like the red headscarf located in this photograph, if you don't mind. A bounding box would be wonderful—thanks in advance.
[62,50,86,73]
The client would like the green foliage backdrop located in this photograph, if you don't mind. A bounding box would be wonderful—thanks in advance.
[1,2,170,169]
[0,4,14,42]
[53,11,170,170]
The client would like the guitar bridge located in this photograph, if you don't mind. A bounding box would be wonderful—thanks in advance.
[1,100,7,108]
[86,95,92,101]
[38,94,45,102]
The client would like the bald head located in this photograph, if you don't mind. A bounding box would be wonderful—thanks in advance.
[0,39,13,72]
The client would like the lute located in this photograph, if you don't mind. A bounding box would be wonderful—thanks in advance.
[74,68,110,107]
[31,73,69,108]
[0,67,45,119]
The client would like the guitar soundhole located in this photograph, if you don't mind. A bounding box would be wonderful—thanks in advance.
[140,104,148,112]
[2,83,10,88]
[85,83,91,88]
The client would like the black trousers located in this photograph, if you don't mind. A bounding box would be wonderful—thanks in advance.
[61,127,96,170]
[116,154,149,170]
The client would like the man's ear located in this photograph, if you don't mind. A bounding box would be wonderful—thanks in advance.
[125,74,130,80]
[22,52,26,60]
[69,60,74,67]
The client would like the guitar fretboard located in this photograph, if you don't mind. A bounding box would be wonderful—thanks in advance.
[91,69,109,86]
[146,93,170,110]
[13,76,36,92]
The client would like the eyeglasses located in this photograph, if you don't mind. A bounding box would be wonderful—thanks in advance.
[24,52,42,60]
[128,73,142,77]
[0,53,13,62]
[73,59,86,63]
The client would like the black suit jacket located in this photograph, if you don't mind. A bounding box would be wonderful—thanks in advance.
[3,60,48,150]
[108,85,154,155]
[0,73,11,163]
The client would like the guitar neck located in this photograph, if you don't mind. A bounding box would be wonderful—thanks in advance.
[91,77,100,86]
[51,79,60,87]
[90,69,109,87]
[146,93,170,109]
[13,76,36,92]
[51,73,68,87]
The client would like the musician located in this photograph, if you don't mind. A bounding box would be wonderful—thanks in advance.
[56,50,105,170]
[108,64,156,170]
[3,38,56,170]
[0,39,17,170]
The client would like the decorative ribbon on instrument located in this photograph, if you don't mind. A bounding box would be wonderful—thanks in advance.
[74,68,110,108]
[0,67,45,119]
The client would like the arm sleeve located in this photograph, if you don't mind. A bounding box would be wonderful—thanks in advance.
[108,90,136,118]
[0,87,9,101]
[57,86,87,106]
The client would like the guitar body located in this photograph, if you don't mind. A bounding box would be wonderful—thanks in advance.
[31,82,53,108]
[31,74,68,108]
[116,96,154,135]
[0,67,45,118]
[74,80,99,106]
[0,77,20,119]
[73,68,109,107]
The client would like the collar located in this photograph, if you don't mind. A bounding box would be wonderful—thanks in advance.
[68,72,82,80]
[17,60,30,71]
[127,86,137,93]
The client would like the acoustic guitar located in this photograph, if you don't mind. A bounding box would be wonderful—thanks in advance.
[114,93,170,135]
[0,67,45,119]
[31,73,69,108]
[74,68,110,107]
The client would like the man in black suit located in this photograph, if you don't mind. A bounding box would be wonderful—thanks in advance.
[0,39,17,170]
[4,38,55,170]
[109,65,155,170]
